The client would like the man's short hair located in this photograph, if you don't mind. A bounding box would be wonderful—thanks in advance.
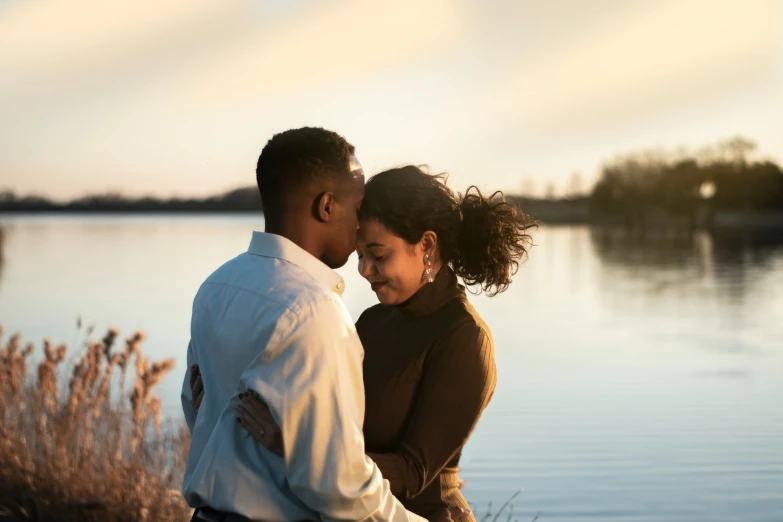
[256,127,356,212]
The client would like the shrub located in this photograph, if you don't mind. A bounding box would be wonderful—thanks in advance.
[0,325,191,522]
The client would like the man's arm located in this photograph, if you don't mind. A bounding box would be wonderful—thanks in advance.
[240,297,427,522]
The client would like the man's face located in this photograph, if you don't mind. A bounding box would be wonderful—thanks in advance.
[322,155,365,269]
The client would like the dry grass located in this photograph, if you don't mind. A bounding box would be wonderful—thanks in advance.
[0,324,191,522]
[473,489,541,522]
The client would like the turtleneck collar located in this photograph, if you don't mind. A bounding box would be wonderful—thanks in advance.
[395,265,464,318]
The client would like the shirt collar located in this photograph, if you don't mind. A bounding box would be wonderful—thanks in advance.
[247,231,346,296]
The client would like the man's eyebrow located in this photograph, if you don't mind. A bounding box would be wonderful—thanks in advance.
[365,242,385,248]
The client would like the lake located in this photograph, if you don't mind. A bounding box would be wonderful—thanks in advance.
[0,214,781,522]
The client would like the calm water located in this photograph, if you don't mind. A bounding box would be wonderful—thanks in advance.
[1,214,782,522]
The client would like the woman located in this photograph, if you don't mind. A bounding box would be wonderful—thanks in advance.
[192,166,534,520]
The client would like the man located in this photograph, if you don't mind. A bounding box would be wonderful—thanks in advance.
[181,128,467,522]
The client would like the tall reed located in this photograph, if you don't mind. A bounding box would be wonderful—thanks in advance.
[0,325,191,522]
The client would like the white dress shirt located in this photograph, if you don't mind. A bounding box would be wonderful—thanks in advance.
[181,231,427,522]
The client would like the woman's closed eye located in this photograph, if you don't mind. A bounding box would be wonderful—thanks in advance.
[356,252,386,261]
[368,249,388,261]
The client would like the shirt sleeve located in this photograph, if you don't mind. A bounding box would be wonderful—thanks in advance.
[366,321,496,499]
[241,297,427,522]
[180,339,197,434]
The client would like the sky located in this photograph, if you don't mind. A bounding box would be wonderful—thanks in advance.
[1,0,782,201]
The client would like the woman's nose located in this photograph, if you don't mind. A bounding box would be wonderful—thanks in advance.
[358,258,374,278]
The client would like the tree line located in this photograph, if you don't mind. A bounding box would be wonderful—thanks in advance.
[589,137,783,224]
[2,137,781,224]
[0,187,262,212]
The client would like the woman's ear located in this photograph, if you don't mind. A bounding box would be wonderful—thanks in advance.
[420,231,438,258]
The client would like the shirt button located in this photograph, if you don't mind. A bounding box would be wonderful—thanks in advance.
[335,281,345,292]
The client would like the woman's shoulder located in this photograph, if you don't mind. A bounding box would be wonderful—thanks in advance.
[427,300,496,380]
[437,297,494,350]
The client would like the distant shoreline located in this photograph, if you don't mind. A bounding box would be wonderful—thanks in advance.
[0,208,264,214]
[4,137,782,229]
[0,194,593,225]
[2,206,783,231]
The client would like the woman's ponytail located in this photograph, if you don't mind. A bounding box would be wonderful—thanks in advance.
[454,187,536,295]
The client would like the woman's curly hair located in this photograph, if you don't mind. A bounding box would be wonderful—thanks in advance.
[360,165,537,295]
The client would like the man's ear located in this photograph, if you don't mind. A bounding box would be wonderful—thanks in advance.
[313,192,336,223]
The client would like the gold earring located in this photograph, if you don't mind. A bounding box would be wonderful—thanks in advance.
[421,254,435,283]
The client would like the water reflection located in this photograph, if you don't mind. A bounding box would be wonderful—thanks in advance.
[590,227,783,299]
[590,227,783,270]
[0,217,781,521]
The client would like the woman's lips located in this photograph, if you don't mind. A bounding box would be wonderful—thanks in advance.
[370,281,387,292]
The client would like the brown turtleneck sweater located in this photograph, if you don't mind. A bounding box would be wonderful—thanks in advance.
[355,266,497,520]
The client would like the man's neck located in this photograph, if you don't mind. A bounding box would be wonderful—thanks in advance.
[265,216,325,264]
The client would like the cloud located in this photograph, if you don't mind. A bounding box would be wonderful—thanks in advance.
[0,0,467,197]
[173,0,464,106]
[0,1,236,95]
[496,0,782,131]
[0,0,464,109]
[0,0,781,198]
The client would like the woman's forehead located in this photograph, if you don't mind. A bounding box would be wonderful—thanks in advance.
[357,219,394,244]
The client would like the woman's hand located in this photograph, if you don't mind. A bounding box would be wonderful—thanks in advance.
[190,364,204,414]
[237,390,284,457]
[428,507,471,522]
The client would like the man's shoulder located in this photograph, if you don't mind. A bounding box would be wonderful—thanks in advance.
[199,252,339,316]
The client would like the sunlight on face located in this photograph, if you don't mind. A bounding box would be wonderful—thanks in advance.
[348,154,364,179]
[324,156,365,269]
[356,219,427,305]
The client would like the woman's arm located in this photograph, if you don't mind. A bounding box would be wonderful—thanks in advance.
[368,321,496,499]
[232,319,496,500]
[181,341,199,433]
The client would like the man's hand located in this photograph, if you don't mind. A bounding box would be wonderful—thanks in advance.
[189,364,204,414]
[428,507,471,522]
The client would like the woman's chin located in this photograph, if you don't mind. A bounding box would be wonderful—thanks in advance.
[374,289,397,305]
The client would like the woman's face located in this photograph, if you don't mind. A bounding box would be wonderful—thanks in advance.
[356,219,429,305]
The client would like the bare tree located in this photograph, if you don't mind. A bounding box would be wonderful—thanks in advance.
[566,171,585,198]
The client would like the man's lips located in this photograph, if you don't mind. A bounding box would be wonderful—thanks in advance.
[370,281,388,292]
